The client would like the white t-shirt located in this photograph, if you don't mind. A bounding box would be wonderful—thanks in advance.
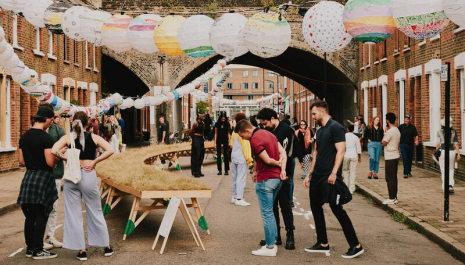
[344,132,361,159]
[354,121,359,134]
[383,126,400,160]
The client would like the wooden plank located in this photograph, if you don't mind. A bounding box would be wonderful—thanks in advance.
[140,190,211,199]
[102,178,142,197]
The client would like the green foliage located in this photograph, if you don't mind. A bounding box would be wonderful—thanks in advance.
[408,223,419,231]
[391,212,408,223]
[196,101,209,114]
[203,1,219,19]
[70,99,82,106]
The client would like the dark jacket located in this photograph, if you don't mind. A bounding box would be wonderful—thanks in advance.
[48,123,66,179]
[315,177,352,206]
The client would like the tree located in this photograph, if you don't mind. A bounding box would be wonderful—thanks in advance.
[196,101,209,114]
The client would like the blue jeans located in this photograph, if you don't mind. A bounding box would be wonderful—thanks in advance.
[288,158,296,202]
[256,178,282,248]
[368,141,382,173]
[400,144,415,175]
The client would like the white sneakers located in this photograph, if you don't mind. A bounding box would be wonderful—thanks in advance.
[43,242,53,250]
[46,237,63,248]
[383,199,398,205]
[252,246,277,257]
[235,199,251,206]
[231,197,236,204]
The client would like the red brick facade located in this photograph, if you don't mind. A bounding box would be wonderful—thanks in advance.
[358,23,465,179]
[0,13,102,172]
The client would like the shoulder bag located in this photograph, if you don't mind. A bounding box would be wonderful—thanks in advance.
[63,134,82,184]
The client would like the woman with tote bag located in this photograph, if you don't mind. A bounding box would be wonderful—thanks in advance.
[52,111,114,261]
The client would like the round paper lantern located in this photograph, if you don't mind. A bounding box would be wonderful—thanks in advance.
[80,10,112,46]
[10,0,27,14]
[343,0,396,44]
[44,1,73,34]
[1,52,19,70]
[165,92,175,102]
[177,15,215,57]
[210,13,248,58]
[443,0,465,28]
[10,60,25,75]
[0,44,14,63]
[243,12,291,58]
[24,0,53,28]
[0,0,14,11]
[111,93,123,105]
[28,84,48,99]
[393,0,449,40]
[134,99,145,109]
[125,98,134,108]
[128,14,161,54]
[303,1,352,52]
[0,39,7,54]
[12,66,30,83]
[61,6,91,41]
[20,69,39,90]
[153,15,185,56]
[101,14,133,52]
[0,26,4,43]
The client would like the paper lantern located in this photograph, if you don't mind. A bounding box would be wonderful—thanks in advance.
[0,0,13,11]
[101,14,133,52]
[28,84,49,99]
[23,0,53,28]
[20,69,39,90]
[10,60,25,75]
[165,92,175,102]
[1,52,19,70]
[0,26,4,43]
[177,15,215,57]
[12,66,29,83]
[80,10,112,46]
[303,1,352,52]
[210,13,248,58]
[443,0,465,28]
[134,99,145,109]
[10,0,27,14]
[111,93,123,105]
[343,0,396,44]
[128,14,161,54]
[243,12,291,58]
[44,1,73,34]
[153,15,185,56]
[393,0,449,40]
[0,44,14,63]
[61,6,91,41]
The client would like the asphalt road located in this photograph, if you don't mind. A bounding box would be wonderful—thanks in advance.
[0,156,463,264]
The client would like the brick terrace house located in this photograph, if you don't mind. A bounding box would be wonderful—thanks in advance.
[359,23,465,180]
[0,12,102,172]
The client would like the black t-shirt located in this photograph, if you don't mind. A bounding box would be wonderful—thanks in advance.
[215,121,230,140]
[269,122,295,175]
[398,124,418,145]
[19,128,54,171]
[251,119,258,127]
[158,123,167,142]
[314,119,346,177]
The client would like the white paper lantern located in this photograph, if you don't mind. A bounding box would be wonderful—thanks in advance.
[0,26,5,43]
[210,13,249,58]
[303,1,352,52]
[0,44,14,63]
[134,99,145,109]
[23,0,53,28]
[243,12,291,58]
[111,93,123,105]
[12,66,29,83]
[10,60,25,75]
[61,6,91,41]
[80,10,112,46]
[1,52,19,70]
[443,0,465,28]
[20,69,39,90]
[177,15,215,57]
[128,14,161,54]
[0,0,14,11]
[44,1,74,34]
[101,14,133,52]
[10,0,27,14]
[393,0,449,40]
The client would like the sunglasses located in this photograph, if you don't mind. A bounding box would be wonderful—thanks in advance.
[300,123,306,125]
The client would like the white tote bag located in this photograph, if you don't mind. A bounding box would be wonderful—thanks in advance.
[63,133,82,184]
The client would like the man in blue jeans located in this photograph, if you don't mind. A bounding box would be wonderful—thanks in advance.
[398,115,419,178]
[235,120,287,257]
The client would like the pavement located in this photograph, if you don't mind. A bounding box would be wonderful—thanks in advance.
[0,151,463,264]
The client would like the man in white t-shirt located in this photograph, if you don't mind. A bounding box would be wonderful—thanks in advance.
[382,113,401,205]
[346,116,360,137]
[342,125,361,194]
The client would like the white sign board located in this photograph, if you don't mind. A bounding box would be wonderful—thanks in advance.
[150,106,155,125]
[372,108,377,118]
[157,197,181,237]
[441,64,449,82]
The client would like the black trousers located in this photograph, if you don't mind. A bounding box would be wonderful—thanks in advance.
[216,139,230,172]
[310,178,360,248]
[22,204,49,252]
[385,159,399,200]
[273,179,294,231]
[191,136,205,176]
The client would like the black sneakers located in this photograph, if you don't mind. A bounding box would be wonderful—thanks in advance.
[285,230,295,250]
[305,242,330,253]
[25,249,33,258]
[225,171,229,175]
[32,250,57,260]
[76,251,87,261]
[217,171,222,175]
[104,246,114,257]
[342,245,364,259]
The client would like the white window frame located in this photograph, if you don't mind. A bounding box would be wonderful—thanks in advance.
[268,82,274,89]
[252,82,258,89]
[455,53,465,153]
[85,41,89,68]
[12,14,22,50]
[93,46,98,72]
[268,70,274,77]
[0,79,13,150]
[394,70,406,126]
[361,81,369,123]
[253,70,258,77]
[47,31,56,60]
[424,59,442,147]
[378,75,388,126]
[243,82,248,89]
[227,83,233,90]
[242,70,248,77]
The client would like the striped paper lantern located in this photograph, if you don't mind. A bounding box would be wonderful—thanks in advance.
[177,15,215,57]
[43,1,73,34]
[128,14,162,54]
[153,15,186,56]
[101,14,133,52]
[343,0,396,44]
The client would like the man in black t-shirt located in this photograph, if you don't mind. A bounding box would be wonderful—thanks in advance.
[398,115,419,178]
[257,108,296,250]
[158,117,167,144]
[214,114,231,175]
[303,101,363,258]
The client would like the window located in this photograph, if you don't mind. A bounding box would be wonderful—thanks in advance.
[426,63,441,145]
[229,71,233,77]
[85,41,89,68]
[243,83,248,89]
[0,78,12,149]
[34,27,41,52]
[93,46,97,70]
[268,70,274,77]
[64,36,70,61]
[12,14,19,47]
[226,95,233,99]
[48,31,55,58]
[74,40,79,64]
[381,41,387,59]
[227,83,233,90]
[253,70,259,77]
[203,84,208,93]
[268,82,274,89]
[243,70,248,77]
[461,69,465,151]
[252,82,258,89]
[248,95,253,100]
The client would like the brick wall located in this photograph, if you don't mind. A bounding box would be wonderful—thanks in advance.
[0,12,102,172]
[359,23,465,180]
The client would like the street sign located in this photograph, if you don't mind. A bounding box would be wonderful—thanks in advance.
[441,64,449,82]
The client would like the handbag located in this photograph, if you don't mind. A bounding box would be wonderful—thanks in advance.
[62,133,82,184]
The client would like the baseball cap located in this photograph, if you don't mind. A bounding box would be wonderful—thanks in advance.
[405,114,412,119]
[32,106,55,119]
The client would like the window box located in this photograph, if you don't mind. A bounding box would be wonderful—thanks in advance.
[33,49,44,57]
[0,147,17,153]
